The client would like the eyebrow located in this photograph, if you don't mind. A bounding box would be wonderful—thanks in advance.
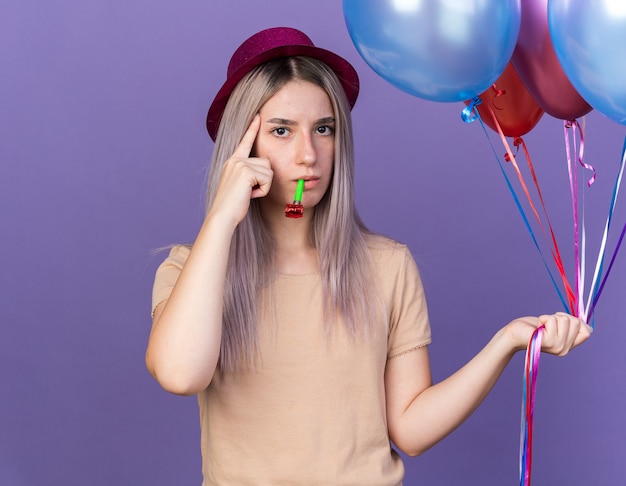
[265,116,335,125]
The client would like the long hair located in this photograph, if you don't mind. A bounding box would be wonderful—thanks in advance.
[206,56,376,372]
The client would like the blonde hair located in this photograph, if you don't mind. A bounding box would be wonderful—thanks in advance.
[206,56,376,372]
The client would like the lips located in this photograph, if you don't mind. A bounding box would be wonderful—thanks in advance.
[297,177,320,191]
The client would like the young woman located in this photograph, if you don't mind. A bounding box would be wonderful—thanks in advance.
[146,27,590,485]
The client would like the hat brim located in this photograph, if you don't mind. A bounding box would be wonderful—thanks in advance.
[206,44,359,141]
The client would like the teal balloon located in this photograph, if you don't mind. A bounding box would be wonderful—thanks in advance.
[549,0,626,125]
[343,0,522,102]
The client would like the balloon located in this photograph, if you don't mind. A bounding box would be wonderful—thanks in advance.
[549,0,626,125]
[343,0,522,102]
[465,62,544,137]
[511,0,591,120]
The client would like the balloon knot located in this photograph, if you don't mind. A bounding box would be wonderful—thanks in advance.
[461,96,483,123]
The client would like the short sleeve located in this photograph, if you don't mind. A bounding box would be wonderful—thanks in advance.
[151,245,191,317]
[385,245,431,359]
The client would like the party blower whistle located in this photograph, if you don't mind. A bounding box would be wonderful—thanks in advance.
[284,179,305,218]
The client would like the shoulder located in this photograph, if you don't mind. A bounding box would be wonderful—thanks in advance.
[365,234,415,272]
[157,244,191,270]
[365,234,432,350]
[364,234,426,301]
[153,245,192,288]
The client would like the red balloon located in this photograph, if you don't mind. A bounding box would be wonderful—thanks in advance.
[465,62,544,137]
[511,0,591,120]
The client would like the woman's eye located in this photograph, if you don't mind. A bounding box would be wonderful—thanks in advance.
[272,127,289,137]
[316,125,334,136]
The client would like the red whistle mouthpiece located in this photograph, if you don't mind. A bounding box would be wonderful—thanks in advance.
[285,179,305,218]
[284,203,303,218]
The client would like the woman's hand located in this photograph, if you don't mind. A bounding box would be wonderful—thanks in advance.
[506,312,592,356]
[209,115,274,227]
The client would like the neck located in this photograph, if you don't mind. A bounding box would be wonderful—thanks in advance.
[260,202,319,274]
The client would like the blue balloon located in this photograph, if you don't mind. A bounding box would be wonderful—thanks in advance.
[549,0,626,125]
[343,0,521,102]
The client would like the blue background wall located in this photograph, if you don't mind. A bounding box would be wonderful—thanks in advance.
[2,1,625,484]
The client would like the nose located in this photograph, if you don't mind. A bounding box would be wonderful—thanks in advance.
[297,132,317,166]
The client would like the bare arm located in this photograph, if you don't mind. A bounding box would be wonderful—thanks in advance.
[385,313,591,456]
[145,116,272,395]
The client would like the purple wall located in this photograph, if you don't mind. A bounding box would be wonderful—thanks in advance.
[2,1,624,484]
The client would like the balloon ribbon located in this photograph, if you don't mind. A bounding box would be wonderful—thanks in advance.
[464,100,626,484]
[585,135,626,321]
[462,98,573,312]
[519,325,543,486]
[462,104,565,486]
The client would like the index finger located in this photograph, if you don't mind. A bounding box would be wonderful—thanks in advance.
[232,114,261,159]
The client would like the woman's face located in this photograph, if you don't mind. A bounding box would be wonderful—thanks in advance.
[254,79,335,213]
